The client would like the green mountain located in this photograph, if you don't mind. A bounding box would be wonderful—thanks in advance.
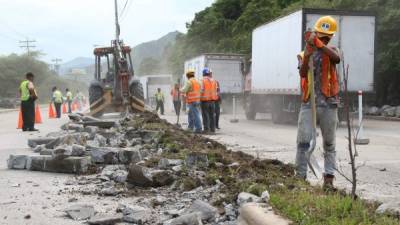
[132,31,180,75]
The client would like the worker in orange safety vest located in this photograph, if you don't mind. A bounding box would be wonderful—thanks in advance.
[296,16,341,191]
[200,68,218,134]
[171,83,181,116]
[180,70,202,133]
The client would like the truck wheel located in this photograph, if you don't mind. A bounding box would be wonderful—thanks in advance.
[244,94,256,120]
[89,84,104,117]
[271,96,284,124]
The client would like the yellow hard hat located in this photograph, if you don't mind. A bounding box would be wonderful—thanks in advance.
[186,70,195,75]
[314,16,337,35]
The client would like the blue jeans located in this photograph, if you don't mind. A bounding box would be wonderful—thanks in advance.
[188,102,202,132]
[296,104,338,178]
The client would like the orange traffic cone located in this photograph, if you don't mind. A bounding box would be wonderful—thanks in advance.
[35,105,42,123]
[48,103,56,119]
[17,109,23,129]
[62,103,67,114]
[72,102,76,112]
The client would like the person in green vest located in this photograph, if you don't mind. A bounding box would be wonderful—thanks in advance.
[52,86,63,118]
[19,72,38,131]
[155,88,165,115]
[65,88,73,113]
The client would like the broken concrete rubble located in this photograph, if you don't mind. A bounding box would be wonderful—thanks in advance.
[26,155,91,174]
[184,199,218,221]
[61,123,84,132]
[7,155,28,169]
[89,147,119,164]
[117,146,143,164]
[237,192,262,206]
[88,214,122,225]
[27,137,56,148]
[119,204,152,224]
[158,158,183,169]
[65,204,95,220]
[127,164,174,187]
[185,152,209,169]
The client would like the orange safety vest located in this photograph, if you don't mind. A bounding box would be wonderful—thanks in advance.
[171,88,180,101]
[201,77,217,102]
[300,52,339,102]
[186,78,201,104]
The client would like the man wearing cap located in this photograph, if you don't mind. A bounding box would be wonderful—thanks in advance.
[296,16,341,190]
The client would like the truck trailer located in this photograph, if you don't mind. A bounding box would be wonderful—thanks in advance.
[184,53,246,113]
[140,75,173,110]
[244,8,376,123]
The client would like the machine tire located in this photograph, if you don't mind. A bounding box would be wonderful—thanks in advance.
[129,80,145,112]
[89,84,104,117]
[244,94,256,120]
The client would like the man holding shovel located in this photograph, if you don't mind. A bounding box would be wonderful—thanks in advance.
[296,16,341,190]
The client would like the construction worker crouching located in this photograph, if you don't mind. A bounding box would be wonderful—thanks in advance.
[180,70,202,133]
[296,16,341,190]
[200,68,218,134]
[19,72,38,132]
[52,86,63,118]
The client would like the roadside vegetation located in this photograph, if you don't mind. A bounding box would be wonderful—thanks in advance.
[163,0,400,106]
[0,52,87,102]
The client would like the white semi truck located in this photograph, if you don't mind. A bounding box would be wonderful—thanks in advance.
[244,8,376,123]
[183,53,246,112]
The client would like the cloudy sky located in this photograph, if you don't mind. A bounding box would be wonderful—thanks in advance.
[0,0,214,63]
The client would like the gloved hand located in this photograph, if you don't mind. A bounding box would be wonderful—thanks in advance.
[306,31,325,49]
[313,36,325,48]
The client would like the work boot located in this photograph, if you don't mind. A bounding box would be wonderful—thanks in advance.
[323,174,337,192]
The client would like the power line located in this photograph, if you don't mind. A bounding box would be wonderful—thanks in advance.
[0,17,28,39]
[119,0,129,18]
[19,38,36,55]
[120,0,133,21]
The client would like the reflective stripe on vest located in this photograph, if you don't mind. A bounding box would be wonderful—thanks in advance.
[201,77,217,102]
[186,78,200,104]
[300,52,339,102]
[20,80,30,101]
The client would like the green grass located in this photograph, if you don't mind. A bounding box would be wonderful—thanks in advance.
[270,188,399,225]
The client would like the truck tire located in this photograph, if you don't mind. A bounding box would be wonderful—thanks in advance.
[244,94,256,120]
[89,84,104,118]
[271,96,284,124]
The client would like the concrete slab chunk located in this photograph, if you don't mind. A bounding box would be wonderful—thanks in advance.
[65,204,95,221]
[26,155,91,174]
[27,137,56,148]
[7,155,28,169]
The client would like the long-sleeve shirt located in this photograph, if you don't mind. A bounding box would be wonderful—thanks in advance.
[180,80,193,93]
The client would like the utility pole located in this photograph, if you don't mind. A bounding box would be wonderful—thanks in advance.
[19,38,36,55]
[52,58,62,75]
[115,0,120,42]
